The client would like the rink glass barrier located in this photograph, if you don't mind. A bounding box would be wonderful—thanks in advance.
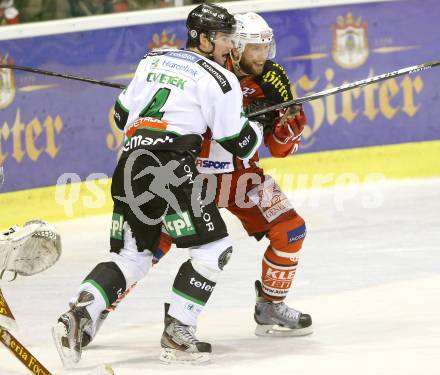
[0,0,439,226]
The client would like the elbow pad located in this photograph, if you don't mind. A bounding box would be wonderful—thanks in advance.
[217,121,263,159]
[113,100,129,131]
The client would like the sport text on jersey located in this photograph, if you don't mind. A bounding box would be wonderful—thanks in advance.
[195,159,231,170]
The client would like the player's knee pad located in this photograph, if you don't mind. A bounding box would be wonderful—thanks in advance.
[189,236,233,281]
[111,247,153,287]
[267,214,306,259]
[109,221,153,285]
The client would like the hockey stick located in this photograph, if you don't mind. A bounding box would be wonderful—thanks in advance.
[0,289,53,374]
[0,64,125,89]
[2,59,439,117]
[0,328,53,375]
[0,288,18,331]
[247,59,440,118]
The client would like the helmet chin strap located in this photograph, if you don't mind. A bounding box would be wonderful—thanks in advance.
[196,34,215,58]
[230,50,251,77]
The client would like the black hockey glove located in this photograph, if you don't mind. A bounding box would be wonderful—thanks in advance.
[246,100,278,134]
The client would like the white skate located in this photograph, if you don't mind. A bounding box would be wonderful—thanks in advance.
[254,280,313,337]
[160,303,211,364]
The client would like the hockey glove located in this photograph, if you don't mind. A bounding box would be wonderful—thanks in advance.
[272,104,306,145]
[247,100,278,133]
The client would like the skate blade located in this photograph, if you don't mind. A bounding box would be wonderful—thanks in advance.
[255,324,313,337]
[87,364,115,375]
[159,348,210,365]
[51,322,80,368]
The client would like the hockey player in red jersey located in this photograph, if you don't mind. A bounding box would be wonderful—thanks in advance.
[147,12,313,337]
[195,12,312,336]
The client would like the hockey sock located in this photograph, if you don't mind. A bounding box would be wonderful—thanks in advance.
[74,261,127,324]
[261,245,298,302]
[169,260,216,326]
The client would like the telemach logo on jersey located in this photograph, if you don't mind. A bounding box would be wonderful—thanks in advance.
[332,12,369,69]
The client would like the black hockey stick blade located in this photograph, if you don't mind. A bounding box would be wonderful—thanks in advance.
[247,59,440,118]
[0,64,126,89]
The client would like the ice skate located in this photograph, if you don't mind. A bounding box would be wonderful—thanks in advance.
[254,280,313,337]
[81,308,109,348]
[82,283,137,348]
[52,291,94,368]
[160,303,211,364]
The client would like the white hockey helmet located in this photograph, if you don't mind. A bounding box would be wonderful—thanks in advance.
[234,12,276,59]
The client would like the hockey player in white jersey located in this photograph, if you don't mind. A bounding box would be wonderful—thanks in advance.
[73,11,311,350]
[52,3,263,367]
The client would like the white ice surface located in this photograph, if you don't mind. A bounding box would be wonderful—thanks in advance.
[1,177,440,375]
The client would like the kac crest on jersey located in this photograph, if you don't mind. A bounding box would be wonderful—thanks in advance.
[0,53,15,109]
[331,12,369,69]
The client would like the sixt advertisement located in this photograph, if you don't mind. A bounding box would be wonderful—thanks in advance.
[0,0,439,193]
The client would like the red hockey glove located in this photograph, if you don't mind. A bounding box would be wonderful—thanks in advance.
[272,105,306,144]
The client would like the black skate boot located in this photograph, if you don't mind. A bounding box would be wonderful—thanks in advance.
[160,303,211,364]
[52,291,94,368]
[81,283,137,348]
[81,308,109,348]
[254,280,313,337]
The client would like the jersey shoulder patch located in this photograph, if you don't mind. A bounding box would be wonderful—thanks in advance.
[258,60,293,103]
[196,59,232,94]
[143,50,167,59]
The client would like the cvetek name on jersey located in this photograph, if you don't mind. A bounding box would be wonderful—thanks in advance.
[146,72,186,90]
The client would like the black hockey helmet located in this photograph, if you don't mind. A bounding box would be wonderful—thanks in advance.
[186,3,236,48]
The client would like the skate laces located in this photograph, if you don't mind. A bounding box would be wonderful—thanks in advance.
[175,323,198,344]
[274,302,301,321]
